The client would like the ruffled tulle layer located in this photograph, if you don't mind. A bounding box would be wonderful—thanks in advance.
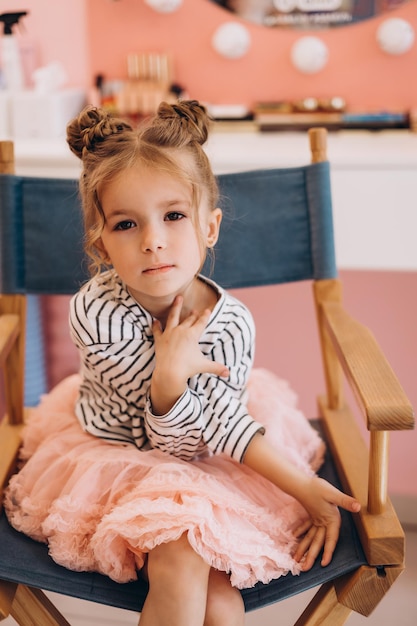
[4,369,324,589]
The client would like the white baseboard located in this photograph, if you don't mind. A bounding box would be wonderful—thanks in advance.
[390,493,417,528]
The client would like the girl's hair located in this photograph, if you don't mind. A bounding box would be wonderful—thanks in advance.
[66,100,219,275]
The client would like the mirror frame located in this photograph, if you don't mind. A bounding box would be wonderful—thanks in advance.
[209,0,412,30]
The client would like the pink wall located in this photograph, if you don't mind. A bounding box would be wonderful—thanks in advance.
[0,0,415,111]
[0,0,90,88]
[86,0,417,112]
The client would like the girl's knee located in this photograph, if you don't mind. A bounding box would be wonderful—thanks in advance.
[147,533,210,583]
[141,535,210,626]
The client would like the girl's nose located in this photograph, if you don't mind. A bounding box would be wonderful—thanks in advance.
[141,224,166,252]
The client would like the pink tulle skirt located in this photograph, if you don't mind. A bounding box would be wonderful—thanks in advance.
[4,369,324,589]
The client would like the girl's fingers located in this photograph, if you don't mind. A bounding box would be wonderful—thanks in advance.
[294,506,344,569]
[189,308,211,329]
[326,482,361,514]
[166,300,211,332]
[321,527,339,567]
[294,525,316,562]
[204,359,229,378]
[294,530,312,562]
[165,295,183,328]
[293,519,313,538]
[152,319,162,337]
[180,310,199,327]
[303,526,326,571]
[295,526,326,572]
[343,495,361,513]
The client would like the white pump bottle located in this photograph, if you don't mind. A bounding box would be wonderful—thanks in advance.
[0,11,27,91]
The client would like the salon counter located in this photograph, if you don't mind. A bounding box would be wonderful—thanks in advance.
[10,129,417,271]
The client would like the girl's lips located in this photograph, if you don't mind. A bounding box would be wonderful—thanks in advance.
[143,264,174,275]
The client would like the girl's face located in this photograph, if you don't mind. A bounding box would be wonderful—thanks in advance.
[99,162,222,314]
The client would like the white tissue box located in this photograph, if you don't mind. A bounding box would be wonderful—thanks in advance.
[10,88,86,139]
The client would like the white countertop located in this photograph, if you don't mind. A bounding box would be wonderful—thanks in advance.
[205,129,417,173]
[8,129,417,177]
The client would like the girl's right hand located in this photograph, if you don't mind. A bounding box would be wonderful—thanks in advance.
[151,296,229,415]
[243,434,361,571]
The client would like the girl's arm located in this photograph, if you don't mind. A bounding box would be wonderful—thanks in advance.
[243,433,361,571]
[150,295,360,569]
[148,295,263,461]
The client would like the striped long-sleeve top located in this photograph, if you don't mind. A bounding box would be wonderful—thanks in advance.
[69,270,265,462]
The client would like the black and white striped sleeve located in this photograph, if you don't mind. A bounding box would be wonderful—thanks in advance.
[144,298,265,462]
[69,284,154,448]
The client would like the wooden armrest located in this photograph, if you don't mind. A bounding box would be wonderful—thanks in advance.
[319,398,405,565]
[321,301,414,432]
[0,314,20,366]
[0,418,23,510]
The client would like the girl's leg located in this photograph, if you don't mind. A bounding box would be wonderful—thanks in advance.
[204,569,245,626]
[139,533,210,626]
[139,534,245,626]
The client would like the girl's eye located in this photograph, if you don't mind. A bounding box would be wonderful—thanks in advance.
[165,212,185,221]
[114,220,135,231]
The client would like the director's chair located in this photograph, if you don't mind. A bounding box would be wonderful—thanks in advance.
[0,129,414,625]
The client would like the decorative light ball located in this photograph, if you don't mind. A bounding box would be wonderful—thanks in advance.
[212,22,251,59]
[144,0,182,13]
[377,18,415,55]
[273,0,297,12]
[290,36,329,74]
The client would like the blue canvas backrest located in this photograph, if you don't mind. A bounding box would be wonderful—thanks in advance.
[209,161,337,288]
[0,175,87,294]
[0,160,337,296]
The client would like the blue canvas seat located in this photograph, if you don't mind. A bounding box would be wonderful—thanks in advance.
[0,130,413,625]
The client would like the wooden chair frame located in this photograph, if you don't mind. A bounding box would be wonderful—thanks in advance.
[0,131,414,625]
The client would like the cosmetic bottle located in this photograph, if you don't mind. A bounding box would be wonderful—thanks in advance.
[117,52,172,120]
[0,11,27,91]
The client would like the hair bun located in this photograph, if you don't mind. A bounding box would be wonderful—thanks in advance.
[67,105,132,160]
[156,100,210,146]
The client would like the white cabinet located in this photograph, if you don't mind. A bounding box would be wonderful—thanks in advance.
[331,168,417,270]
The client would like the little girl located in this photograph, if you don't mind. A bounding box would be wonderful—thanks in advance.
[5,101,360,626]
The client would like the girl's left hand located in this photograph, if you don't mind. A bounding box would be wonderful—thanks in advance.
[292,476,361,571]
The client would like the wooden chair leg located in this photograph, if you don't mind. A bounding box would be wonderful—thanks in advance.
[294,581,352,626]
[295,562,405,626]
[334,564,404,617]
[10,585,71,626]
[0,579,17,620]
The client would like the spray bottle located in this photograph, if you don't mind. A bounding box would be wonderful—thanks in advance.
[0,12,28,91]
